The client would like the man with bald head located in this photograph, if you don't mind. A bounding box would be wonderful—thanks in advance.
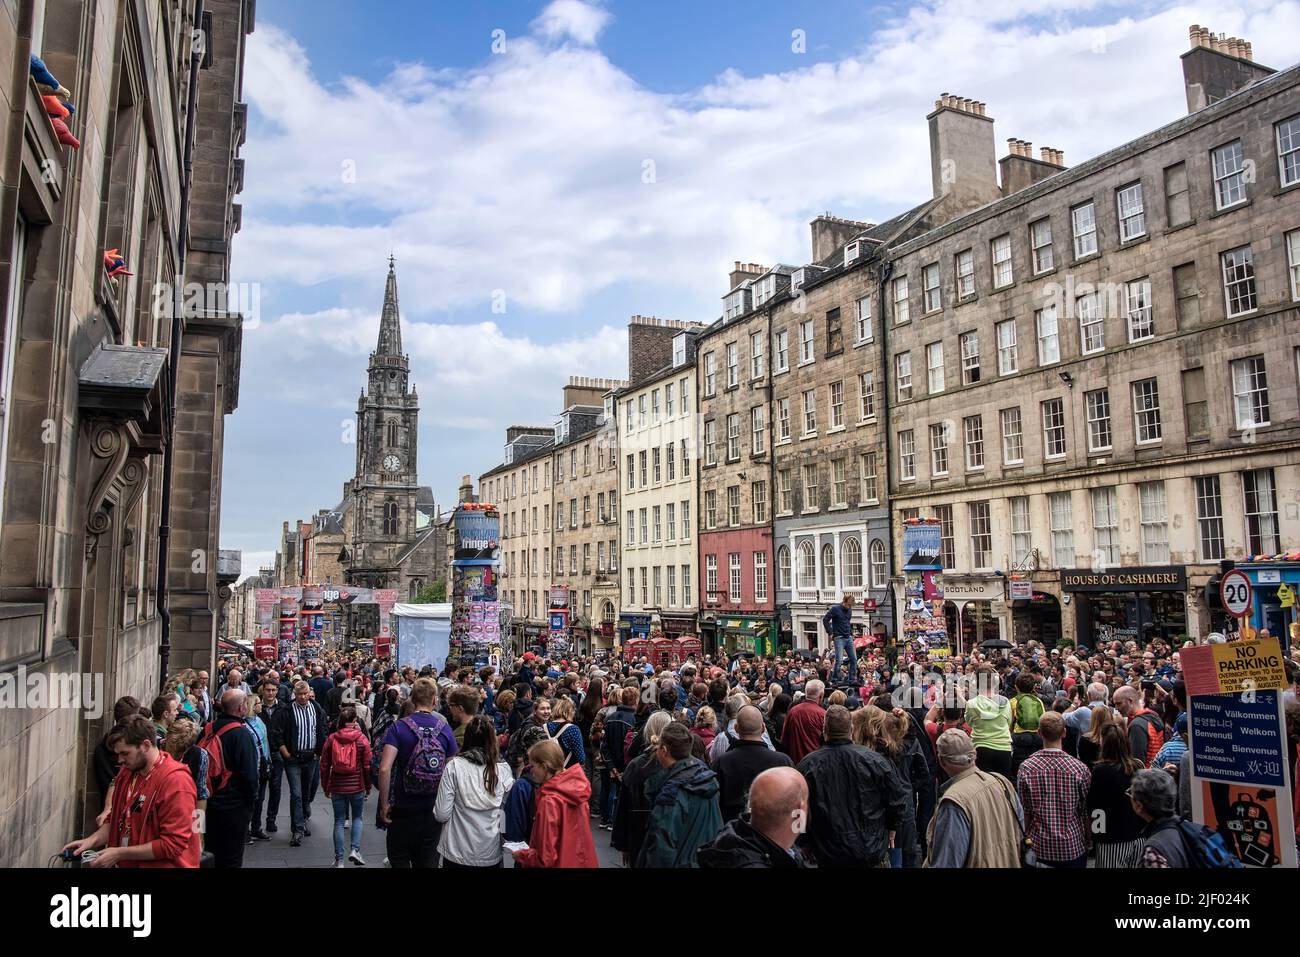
[202,688,260,867]
[797,704,915,867]
[699,766,811,868]
[712,705,794,822]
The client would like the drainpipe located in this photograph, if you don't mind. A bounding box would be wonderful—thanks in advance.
[157,0,205,688]
[876,257,897,641]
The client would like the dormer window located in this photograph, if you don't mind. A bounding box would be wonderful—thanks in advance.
[752,274,777,307]
[672,333,687,367]
[724,287,749,320]
[791,268,806,293]
[844,241,861,266]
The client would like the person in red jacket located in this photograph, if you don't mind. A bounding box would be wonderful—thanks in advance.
[321,705,373,867]
[63,715,201,868]
[781,679,827,766]
[512,739,597,868]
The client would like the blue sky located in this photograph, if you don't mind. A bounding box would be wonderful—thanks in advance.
[222,0,1300,578]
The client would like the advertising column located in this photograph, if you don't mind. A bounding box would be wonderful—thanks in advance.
[450,503,501,669]
[254,589,278,661]
[547,585,571,658]
[278,587,302,663]
[1181,636,1296,868]
[374,589,398,658]
[299,585,324,663]
[901,519,948,660]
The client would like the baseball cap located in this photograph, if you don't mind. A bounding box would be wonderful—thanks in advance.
[934,727,975,763]
[1175,712,1189,735]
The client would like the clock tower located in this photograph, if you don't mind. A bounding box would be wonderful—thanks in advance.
[348,258,420,587]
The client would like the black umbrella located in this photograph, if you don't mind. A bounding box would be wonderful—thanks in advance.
[980,639,1013,650]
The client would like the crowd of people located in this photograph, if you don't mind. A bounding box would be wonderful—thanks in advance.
[63,604,1300,869]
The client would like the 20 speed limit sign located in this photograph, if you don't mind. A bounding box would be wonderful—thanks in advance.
[1220,569,1253,618]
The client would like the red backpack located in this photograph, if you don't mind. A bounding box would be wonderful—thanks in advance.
[198,722,242,794]
[327,731,360,774]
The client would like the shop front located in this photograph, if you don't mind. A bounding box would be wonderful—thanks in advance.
[1009,580,1064,648]
[617,612,652,653]
[716,614,776,657]
[1234,558,1300,652]
[1061,566,1188,649]
[660,614,698,640]
[521,624,545,656]
[942,574,1007,654]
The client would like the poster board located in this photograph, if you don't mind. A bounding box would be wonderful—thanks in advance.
[1182,637,1296,869]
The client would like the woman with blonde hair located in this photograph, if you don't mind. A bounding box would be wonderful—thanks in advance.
[546,695,586,768]
[691,706,717,753]
[853,706,924,867]
[827,689,848,708]
[1078,704,1114,767]
[163,717,209,838]
[512,739,597,868]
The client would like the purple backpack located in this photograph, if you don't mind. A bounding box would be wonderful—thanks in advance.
[400,715,449,796]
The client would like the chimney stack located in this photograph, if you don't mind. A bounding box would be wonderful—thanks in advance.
[727,261,767,291]
[809,214,874,263]
[1182,23,1273,114]
[928,92,1000,220]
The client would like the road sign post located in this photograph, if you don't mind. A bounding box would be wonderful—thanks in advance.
[1220,569,1253,622]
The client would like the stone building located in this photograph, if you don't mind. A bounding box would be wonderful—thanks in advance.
[483,376,625,654]
[0,0,251,866]
[481,427,555,648]
[549,377,622,652]
[164,0,251,677]
[326,261,446,611]
[695,264,781,655]
[227,564,273,645]
[879,26,1300,651]
[613,316,704,645]
[767,218,901,652]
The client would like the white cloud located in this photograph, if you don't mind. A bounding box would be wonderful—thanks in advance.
[236,0,1300,318]
[531,0,612,46]
[245,302,627,429]
[225,0,1300,563]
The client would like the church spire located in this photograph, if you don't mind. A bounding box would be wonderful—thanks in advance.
[377,256,402,356]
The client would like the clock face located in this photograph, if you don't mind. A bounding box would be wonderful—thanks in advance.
[382,454,401,473]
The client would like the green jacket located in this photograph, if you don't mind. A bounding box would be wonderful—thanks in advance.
[637,757,723,868]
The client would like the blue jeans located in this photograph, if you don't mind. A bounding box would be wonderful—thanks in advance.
[599,768,614,824]
[283,756,320,835]
[332,792,365,859]
[263,753,283,827]
[608,778,621,830]
[833,636,857,683]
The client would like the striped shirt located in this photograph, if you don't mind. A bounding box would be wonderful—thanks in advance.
[1016,746,1091,863]
[293,701,316,753]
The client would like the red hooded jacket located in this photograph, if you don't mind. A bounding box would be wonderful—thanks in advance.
[515,764,598,868]
[109,752,201,867]
[321,725,373,795]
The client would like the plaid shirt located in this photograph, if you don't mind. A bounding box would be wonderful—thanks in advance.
[1016,747,1091,863]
